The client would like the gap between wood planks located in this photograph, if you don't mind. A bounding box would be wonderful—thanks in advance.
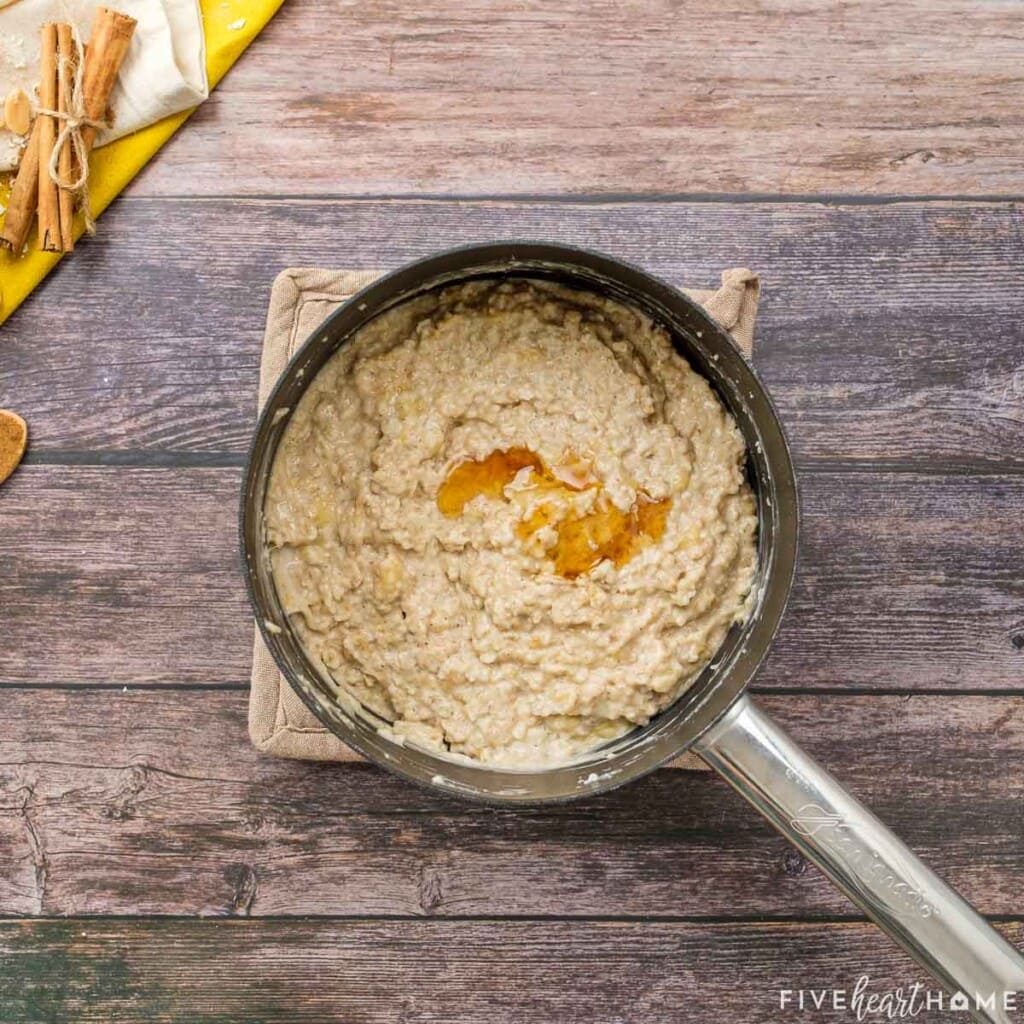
[0,912,1021,925]
[21,450,1024,474]
[2,682,1024,696]
[117,192,1024,205]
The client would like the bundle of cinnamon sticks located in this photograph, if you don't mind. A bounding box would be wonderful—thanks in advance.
[0,6,136,255]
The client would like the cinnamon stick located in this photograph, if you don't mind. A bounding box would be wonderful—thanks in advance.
[57,22,76,253]
[0,120,41,253]
[37,23,61,252]
[0,6,138,255]
[80,7,137,154]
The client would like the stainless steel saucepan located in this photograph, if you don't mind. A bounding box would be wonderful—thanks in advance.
[241,243,1024,1021]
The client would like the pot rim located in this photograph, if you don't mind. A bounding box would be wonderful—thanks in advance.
[239,241,799,805]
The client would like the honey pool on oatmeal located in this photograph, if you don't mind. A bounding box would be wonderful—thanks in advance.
[264,278,757,768]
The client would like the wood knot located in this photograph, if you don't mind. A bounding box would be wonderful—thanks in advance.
[889,148,937,169]
[102,763,149,821]
[241,813,266,835]
[417,862,444,914]
[782,849,807,877]
[225,863,259,916]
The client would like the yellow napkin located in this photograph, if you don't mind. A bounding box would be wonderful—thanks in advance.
[0,0,284,326]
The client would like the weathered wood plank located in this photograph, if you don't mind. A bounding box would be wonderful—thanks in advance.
[1,918,1022,1023]
[3,200,1021,469]
[1,688,1022,919]
[2,465,1021,687]
[0,466,247,684]
[126,0,1024,196]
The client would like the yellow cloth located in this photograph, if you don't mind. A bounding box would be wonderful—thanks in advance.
[0,0,284,325]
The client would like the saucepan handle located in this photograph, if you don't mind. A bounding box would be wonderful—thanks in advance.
[693,693,1024,1024]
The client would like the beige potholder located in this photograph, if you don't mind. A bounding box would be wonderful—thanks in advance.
[250,266,761,774]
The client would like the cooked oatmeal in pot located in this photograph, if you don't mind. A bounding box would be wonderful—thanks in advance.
[264,278,757,768]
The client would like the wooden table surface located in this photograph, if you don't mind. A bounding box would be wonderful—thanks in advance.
[2,2,1023,1020]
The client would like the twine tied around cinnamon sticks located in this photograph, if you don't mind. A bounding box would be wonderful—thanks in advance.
[0,6,137,255]
[37,19,107,242]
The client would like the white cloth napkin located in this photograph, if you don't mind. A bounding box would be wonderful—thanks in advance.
[0,0,207,171]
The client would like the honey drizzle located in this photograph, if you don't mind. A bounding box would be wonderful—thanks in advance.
[438,447,672,579]
[436,447,542,517]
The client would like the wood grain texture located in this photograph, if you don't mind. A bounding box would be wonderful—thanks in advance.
[2,465,1022,687]
[3,200,1021,467]
[0,466,246,684]
[1,918,1022,1023]
[2,0,1022,1008]
[1,689,1022,919]
[123,0,1024,197]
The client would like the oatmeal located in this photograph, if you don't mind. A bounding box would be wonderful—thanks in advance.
[264,279,757,767]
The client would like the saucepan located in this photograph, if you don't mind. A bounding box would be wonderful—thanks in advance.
[240,242,1024,1021]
